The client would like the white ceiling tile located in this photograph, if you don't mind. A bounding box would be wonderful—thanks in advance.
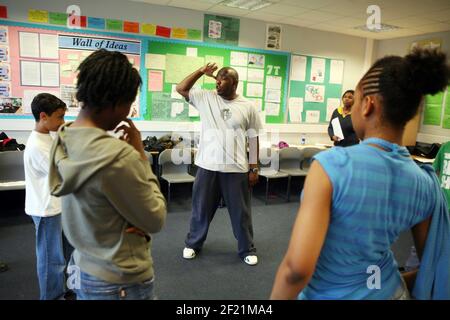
[292,10,343,22]
[385,17,438,29]
[168,0,215,11]
[320,0,378,16]
[328,17,367,28]
[207,5,250,17]
[279,0,334,10]
[131,0,171,5]
[422,8,450,23]
[413,22,450,33]
[245,11,286,22]
[257,4,311,16]
[281,17,319,27]
[127,0,450,40]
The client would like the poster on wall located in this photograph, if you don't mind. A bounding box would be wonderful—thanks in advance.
[1,24,142,118]
[266,24,281,50]
[0,97,22,114]
[203,14,240,46]
[0,26,8,44]
[410,38,441,51]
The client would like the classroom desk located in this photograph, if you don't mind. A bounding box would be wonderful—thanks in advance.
[270,143,331,151]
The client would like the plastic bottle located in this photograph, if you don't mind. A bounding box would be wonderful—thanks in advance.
[300,133,306,145]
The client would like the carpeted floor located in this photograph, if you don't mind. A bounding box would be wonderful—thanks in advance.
[0,178,413,300]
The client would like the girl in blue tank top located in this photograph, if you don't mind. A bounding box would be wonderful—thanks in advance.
[271,48,450,300]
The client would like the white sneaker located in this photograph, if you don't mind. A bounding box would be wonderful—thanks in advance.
[244,255,258,266]
[183,247,196,259]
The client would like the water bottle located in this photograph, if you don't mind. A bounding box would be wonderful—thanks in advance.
[300,134,306,145]
[405,246,420,271]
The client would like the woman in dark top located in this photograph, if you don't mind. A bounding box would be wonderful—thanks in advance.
[327,90,359,147]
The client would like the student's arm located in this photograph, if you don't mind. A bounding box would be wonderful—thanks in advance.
[101,147,167,234]
[176,63,218,100]
[270,161,332,299]
[402,217,431,292]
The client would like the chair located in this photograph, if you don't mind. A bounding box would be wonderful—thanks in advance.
[158,148,195,204]
[0,151,26,191]
[279,147,307,201]
[258,148,289,204]
[300,147,323,173]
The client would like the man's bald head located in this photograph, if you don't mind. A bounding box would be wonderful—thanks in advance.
[217,67,239,85]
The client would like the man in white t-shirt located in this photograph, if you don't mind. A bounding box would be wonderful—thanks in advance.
[177,63,263,266]
[24,93,69,300]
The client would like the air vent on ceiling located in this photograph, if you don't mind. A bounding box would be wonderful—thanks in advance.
[353,23,401,33]
[220,0,273,11]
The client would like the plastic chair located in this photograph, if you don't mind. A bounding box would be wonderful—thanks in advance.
[0,151,26,191]
[300,147,323,173]
[258,148,289,204]
[279,147,307,201]
[158,148,195,204]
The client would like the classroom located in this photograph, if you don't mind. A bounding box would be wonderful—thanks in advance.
[0,0,449,302]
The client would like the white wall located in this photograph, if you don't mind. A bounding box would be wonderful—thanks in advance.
[375,31,450,144]
[1,0,369,146]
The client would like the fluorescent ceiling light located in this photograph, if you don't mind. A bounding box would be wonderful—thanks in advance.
[353,23,401,33]
[221,0,273,11]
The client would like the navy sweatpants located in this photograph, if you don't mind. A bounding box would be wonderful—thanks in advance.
[185,167,256,259]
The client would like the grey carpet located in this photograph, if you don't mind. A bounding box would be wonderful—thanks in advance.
[0,182,413,300]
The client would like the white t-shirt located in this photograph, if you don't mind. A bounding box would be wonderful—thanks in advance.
[189,89,263,173]
[24,131,61,217]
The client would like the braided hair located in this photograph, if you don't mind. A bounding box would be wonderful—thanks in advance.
[359,48,449,127]
[76,49,142,112]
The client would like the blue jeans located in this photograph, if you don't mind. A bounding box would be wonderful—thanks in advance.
[31,215,67,300]
[73,268,156,300]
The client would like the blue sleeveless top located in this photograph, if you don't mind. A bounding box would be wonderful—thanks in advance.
[299,138,437,299]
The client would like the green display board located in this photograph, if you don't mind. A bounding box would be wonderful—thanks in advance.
[288,54,344,124]
[423,91,444,126]
[444,87,450,129]
[144,39,290,123]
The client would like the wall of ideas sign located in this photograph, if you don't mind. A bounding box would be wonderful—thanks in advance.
[0,20,142,119]
[144,39,290,123]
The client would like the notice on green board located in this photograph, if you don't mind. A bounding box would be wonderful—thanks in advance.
[188,29,202,40]
[204,14,240,46]
[106,19,123,31]
[423,103,442,126]
[151,92,189,121]
[49,12,67,26]
[165,54,205,84]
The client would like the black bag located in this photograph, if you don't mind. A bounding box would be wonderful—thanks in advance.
[142,135,182,152]
[0,132,25,152]
[408,142,441,159]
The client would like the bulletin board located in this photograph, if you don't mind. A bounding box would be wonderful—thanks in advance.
[144,38,290,124]
[422,86,450,129]
[287,54,344,124]
[0,20,144,120]
[0,19,290,125]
